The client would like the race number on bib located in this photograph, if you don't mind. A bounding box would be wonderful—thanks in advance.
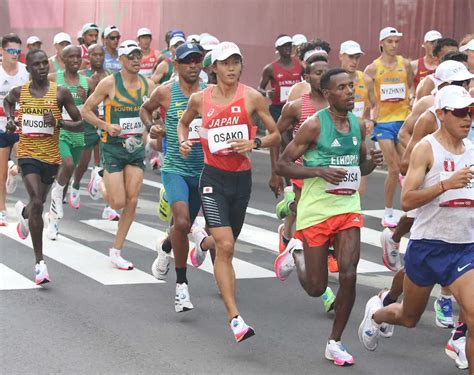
[189,119,202,144]
[98,102,104,118]
[119,117,143,137]
[380,83,406,102]
[353,101,365,118]
[439,171,474,207]
[280,86,291,102]
[208,124,249,155]
[21,114,54,137]
[325,165,361,195]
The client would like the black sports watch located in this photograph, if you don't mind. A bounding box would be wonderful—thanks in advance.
[253,137,262,150]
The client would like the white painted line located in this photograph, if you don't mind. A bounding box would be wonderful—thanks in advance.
[0,225,162,285]
[0,263,41,290]
[82,219,275,279]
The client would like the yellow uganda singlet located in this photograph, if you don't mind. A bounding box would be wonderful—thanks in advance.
[353,70,369,119]
[374,55,409,123]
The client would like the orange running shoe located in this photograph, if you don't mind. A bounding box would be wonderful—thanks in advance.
[328,254,339,273]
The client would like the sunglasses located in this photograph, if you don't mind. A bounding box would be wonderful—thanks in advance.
[5,48,21,55]
[126,52,143,61]
[108,35,120,41]
[178,55,203,65]
[444,106,473,118]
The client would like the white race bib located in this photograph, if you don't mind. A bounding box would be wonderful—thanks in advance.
[21,114,54,137]
[280,86,291,102]
[208,124,249,155]
[62,104,84,121]
[0,117,6,132]
[98,102,104,118]
[189,119,202,144]
[353,101,365,118]
[325,165,361,195]
[119,117,143,137]
[439,171,474,207]
[380,83,406,102]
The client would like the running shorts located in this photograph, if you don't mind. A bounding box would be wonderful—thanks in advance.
[0,132,19,148]
[100,142,145,174]
[59,139,83,166]
[291,178,303,190]
[84,123,100,150]
[269,104,284,123]
[371,121,403,143]
[18,157,59,185]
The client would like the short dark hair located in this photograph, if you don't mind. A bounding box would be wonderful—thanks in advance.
[441,51,468,63]
[25,49,47,65]
[304,55,328,75]
[433,38,458,57]
[320,68,347,90]
[2,33,22,48]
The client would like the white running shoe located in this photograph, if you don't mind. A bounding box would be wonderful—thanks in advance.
[151,239,171,280]
[358,295,382,351]
[43,212,59,241]
[230,315,255,343]
[378,290,395,338]
[175,283,194,313]
[35,260,50,285]
[87,167,102,200]
[380,228,401,272]
[50,184,64,219]
[325,340,355,366]
[189,227,208,267]
[102,206,120,221]
[15,200,29,240]
[109,248,133,270]
[445,334,468,369]
[274,238,302,281]
[0,210,7,226]
[68,187,80,209]
[381,213,397,228]
[6,160,18,194]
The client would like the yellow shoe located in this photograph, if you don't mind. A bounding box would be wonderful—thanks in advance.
[157,188,171,222]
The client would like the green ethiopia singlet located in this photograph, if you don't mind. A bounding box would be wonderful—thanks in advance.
[296,108,362,230]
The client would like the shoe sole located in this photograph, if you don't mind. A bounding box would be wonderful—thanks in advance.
[274,251,292,281]
[445,346,468,369]
[36,278,50,285]
[151,257,169,280]
[175,306,194,313]
[16,223,28,240]
[324,351,355,367]
[112,264,134,271]
[189,247,200,268]
[358,297,379,351]
[236,327,255,343]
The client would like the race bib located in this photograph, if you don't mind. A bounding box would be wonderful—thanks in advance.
[353,101,365,118]
[325,166,361,195]
[98,102,104,118]
[439,171,474,207]
[280,86,291,102]
[380,83,406,102]
[189,119,202,144]
[208,124,249,155]
[21,114,54,137]
[62,104,84,121]
[119,117,143,137]
[0,117,6,132]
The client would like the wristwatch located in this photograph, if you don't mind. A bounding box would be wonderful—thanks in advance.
[253,137,262,150]
[57,119,65,128]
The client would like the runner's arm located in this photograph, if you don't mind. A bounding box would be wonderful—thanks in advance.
[3,86,21,133]
[257,64,273,96]
[363,72,376,117]
[47,73,57,82]
[177,91,201,144]
[415,76,434,102]
[398,96,430,148]
[251,89,280,148]
[359,120,383,176]
[364,63,379,119]
[404,58,415,101]
[57,86,83,132]
[150,60,167,84]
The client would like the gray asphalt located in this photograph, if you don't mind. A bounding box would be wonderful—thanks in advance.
[1,151,461,374]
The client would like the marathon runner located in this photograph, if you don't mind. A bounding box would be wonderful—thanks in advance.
[82,40,154,270]
[26,36,42,51]
[177,42,280,341]
[3,49,83,283]
[102,26,122,73]
[79,23,100,69]
[137,27,159,78]
[151,35,185,85]
[275,68,383,366]
[48,32,72,73]
[411,30,442,91]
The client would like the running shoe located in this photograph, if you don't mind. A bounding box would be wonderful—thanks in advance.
[434,296,454,328]
[6,160,18,194]
[0,210,7,226]
[327,253,339,273]
[157,188,171,222]
[398,173,404,187]
[109,248,133,270]
[43,212,59,241]
[102,206,120,221]
[380,228,401,272]
[274,238,301,281]
[445,332,468,369]
[175,283,194,313]
[277,223,286,253]
[150,155,161,170]
[87,167,102,200]
[378,290,395,338]
[151,238,171,280]
[275,186,295,220]
[325,340,355,366]
[321,287,336,313]
[230,315,255,343]
[381,213,397,228]
[35,260,50,285]
[15,200,29,240]
[50,184,64,219]
[190,227,208,267]
[358,295,382,351]
[68,187,81,209]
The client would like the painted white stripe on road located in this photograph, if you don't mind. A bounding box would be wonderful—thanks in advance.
[82,220,275,279]
[0,263,41,290]
[0,225,162,285]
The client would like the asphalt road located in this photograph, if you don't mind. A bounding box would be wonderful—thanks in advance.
[0,151,461,374]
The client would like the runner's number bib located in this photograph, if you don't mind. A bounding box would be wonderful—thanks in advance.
[189,118,202,144]
[119,117,143,137]
[280,86,291,102]
[62,104,84,121]
[439,171,474,207]
[208,124,249,155]
[353,101,365,118]
[325,165,361,195]
[21,114,54,137]
[380,83,406,102]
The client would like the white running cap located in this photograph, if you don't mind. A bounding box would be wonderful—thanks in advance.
[118,40,141,57]
[460,39,474,52]
[187,34,200,43]
[53,32,72,45]
[200,34,220,51]
[435,85,474,110]
[340,40,364,55]
[169,35,185,47]
[275,35,293,48]
[432,60,474,87]
[26,36,41,45]
[211,41,242,64]
[303,48,328,62]
[292,34,307,46]
[379,27,403,41]
[104,25,120,38]
[424,30,442,42]
[82,23,100,35]
[137,27,152,38]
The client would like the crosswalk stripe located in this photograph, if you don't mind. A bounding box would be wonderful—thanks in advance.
[0,263,41,290]
[0,225,163,286]
[81,219,275,279]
